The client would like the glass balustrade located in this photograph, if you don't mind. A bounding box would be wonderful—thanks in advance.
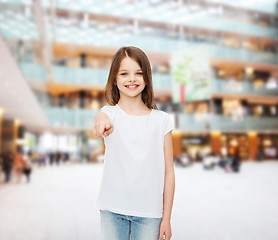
[203,0,277,14]
[45,108,278,131]
[210,78,278,96]
[42,0,278,38]
[20,62,278,96]
[44,107,96,129]
[19,62,172,90]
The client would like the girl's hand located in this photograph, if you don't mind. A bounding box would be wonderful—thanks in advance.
[93,121,114,138]
[159,219,172,240]
[93,115,114,138]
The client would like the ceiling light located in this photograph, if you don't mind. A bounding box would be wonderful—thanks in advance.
[22,0,32,5]
[24,6,31,17]
[15,119,20,125]
[245,67,253,76]
[81,13,89,28]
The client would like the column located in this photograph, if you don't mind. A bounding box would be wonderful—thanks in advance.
[0,108,3,155]
[13,119,20,155]
[211,131,221,154]
[172,131,182,158]
[248,131,258,161]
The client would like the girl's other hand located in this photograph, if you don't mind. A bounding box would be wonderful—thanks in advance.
[159,219,172,240]
[93,121,114,138]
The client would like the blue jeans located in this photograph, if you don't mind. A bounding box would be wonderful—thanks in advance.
[100,210,162,240]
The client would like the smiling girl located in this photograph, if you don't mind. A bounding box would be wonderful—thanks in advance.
[93,46,175,240]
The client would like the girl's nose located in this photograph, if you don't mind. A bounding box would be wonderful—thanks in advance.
[129,74,137,81]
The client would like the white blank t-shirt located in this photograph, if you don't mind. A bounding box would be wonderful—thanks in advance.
[96,104,174,218]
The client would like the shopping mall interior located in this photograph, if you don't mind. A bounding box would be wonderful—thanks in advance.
[0,0,278,240]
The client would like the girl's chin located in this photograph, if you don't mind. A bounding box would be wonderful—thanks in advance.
[120,91,142,97]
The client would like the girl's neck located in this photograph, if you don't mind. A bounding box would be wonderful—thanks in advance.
[117,99,150,114]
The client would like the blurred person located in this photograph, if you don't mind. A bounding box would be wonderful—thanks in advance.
[41,153,47,166]
[14,150,24,183]
[203,152,219,170]
[64,152,69,163]
[178,152,193,167]
[203,152,214,170]
[55,151,61,165]
[224,153,233,173]
[218,153,229,169]
[93,46,174,240]
[60,152,64,163]
[230,151,241,173]
[255,151,263,162]
[61,152,68,163]
[49,152,54,165]
[232,100,244,122]
[31,151,37,164]
[2,151,14,183]
[37,153,45,167]
[23,152,32,183]
[17,39,26,62]
[196,150,203,162]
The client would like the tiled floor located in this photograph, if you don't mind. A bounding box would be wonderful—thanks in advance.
[0,161,278,240]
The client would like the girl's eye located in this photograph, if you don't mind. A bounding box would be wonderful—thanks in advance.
[120,72,142,76]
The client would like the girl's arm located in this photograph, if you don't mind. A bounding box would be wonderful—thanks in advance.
[93,112,109,122]
[159,131,175,240]
[93,112,114,138]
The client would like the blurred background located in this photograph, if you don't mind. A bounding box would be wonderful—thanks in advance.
[0,0,278,240]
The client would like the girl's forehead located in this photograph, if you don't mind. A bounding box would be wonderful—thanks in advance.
[119,57,141,70]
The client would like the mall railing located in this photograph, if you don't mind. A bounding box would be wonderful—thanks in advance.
[1,2,277,39]
[210,115,278,131]
[44,107,95,129]
[20,62,172,90]
[42,1,278,39]
[178,113,278,131]
[17,27,278,65]
[204,0,277,15]
[20,62,278,96]
[53,65,108,85]
[2,9,277,62]
[52,37,278,65]
[211,78,278,96]
[20,62,47,82]
[45,107,278,131]
[2,0,277,33]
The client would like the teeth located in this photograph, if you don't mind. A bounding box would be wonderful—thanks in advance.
[126,85,138,88]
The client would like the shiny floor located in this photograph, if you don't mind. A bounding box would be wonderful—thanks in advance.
[0,160,277,240]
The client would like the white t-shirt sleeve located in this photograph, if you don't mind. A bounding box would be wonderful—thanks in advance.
[164,113,174,136]
[100,105,115,122]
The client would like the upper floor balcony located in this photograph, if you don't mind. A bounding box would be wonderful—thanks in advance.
[1,10,278,64]
[203,0,278,15]
[178,113,278,132]
[44,106,278,132]
[41,0,278,39]
[20,62,278,97]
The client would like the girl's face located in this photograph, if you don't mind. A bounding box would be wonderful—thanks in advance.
[116,57,146,99]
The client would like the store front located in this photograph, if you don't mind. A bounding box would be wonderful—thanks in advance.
[220,133,249,160]
[181,134,211,162]
[258,134,278,160]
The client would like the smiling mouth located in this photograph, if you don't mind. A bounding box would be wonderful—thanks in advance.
[125,85,139,89]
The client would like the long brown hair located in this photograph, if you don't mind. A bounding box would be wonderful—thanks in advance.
[104,46,158,110]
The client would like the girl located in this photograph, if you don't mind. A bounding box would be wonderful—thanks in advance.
[14,150,24,183]
[93,46,175,240]
[23,152,33,183]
